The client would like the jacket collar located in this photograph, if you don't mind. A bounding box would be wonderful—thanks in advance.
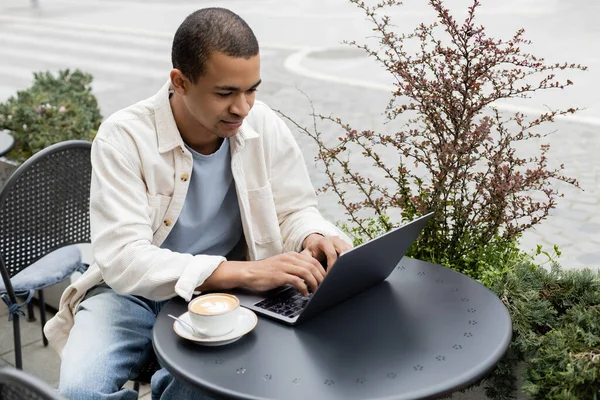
[154,80,259,155]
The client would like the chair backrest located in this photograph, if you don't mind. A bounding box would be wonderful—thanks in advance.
[0,366,66,400]
[0,140,92,280]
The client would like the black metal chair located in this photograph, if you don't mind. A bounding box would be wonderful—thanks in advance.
[0,366,67,400]
[133,350,161,393]
[0,140,91,370]
[0,140,159,390]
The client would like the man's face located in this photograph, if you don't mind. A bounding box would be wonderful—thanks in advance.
[179,51,261,145]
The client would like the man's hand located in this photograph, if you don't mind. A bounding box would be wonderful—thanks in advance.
[197,235,351,296]
[301,234,352,269]
[241,252,327,296]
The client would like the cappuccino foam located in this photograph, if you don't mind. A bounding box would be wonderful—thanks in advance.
[191,294,238,315]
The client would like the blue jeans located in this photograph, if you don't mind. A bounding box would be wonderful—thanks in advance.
[59,285,213,400]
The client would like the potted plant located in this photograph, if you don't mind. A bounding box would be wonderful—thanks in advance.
[0,69,102,187]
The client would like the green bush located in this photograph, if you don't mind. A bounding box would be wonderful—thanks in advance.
[0,69,102,163]
[490,262,600,399]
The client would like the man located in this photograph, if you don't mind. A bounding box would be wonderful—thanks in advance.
[44,7,352,400]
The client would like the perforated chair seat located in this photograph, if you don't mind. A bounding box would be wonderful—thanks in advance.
[0,246,82,293]
[0,366,67,400]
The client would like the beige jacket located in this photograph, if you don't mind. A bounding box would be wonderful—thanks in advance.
[44,80,350,355]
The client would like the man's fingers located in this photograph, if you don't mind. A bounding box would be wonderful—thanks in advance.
[289,276,310,296]
[287,265,319,293]
[330,238,352,268]
[295,251,327,280]
[333,237,353,254]
[308,255,327,279]
[302,236,353,270]
[320,240,339,269]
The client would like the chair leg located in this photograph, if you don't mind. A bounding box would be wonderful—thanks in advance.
[13,314,22,369]
[38,290,48,347]
[26,300,35,322]
[133,381,140,392]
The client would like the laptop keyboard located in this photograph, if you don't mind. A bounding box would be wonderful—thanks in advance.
[254,287,313,318]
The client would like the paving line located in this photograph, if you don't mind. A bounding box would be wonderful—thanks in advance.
[284,48,600,127]
[36,0,558,17]
[0,14,172,40]
[32,0,375,18]
[1,47,167,80]
[283,48,392,92]
[49,0,282,12]
[0,14,306,51]
[0,64,121,93]
[2,22,172,48]
[0,32,168,64]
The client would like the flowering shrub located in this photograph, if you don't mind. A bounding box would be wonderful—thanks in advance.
[0,69,102,163]
[281,0,585,282]
[279,0,596,398]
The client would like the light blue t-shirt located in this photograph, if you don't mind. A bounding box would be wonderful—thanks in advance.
[161,138,243,257]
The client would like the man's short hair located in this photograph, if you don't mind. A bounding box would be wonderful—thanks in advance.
[172,8,259,83]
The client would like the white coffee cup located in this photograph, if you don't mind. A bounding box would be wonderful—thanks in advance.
[188,293,240,337]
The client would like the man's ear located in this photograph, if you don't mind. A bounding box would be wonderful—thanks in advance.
[170,69,188,95]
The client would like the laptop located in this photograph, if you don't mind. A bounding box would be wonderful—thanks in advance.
[228,212,433,325]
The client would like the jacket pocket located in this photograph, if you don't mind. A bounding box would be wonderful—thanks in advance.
[247,183,280,244]
[147,194,172,233]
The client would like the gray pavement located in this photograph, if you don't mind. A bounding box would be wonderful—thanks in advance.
[0,0,597,398]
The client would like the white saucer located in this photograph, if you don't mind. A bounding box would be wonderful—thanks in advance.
[173,307,258,346]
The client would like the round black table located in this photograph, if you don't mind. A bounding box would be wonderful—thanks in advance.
[153,258,512,400]
[0,131,15,157]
